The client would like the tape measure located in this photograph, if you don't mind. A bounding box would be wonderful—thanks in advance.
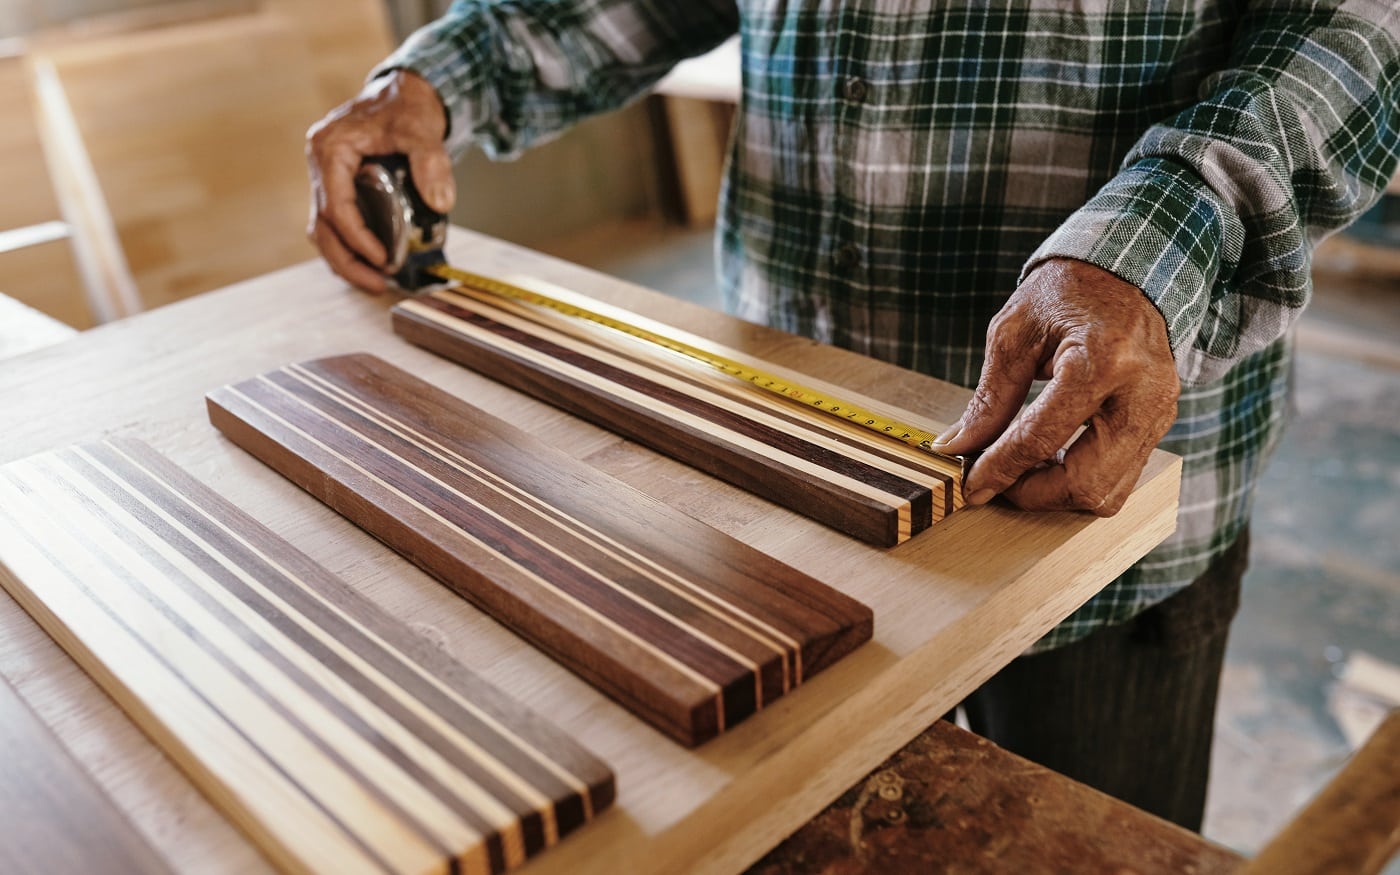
[354,156,961,463]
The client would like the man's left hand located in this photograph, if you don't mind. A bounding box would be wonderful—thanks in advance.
[930,257,1179,517]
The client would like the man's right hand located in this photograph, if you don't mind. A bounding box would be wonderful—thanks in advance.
[305,69,454,294]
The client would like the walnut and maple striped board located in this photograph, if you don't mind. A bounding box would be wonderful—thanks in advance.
[206,354,874,746]
[391,284,965,547]
[0,438,613,875]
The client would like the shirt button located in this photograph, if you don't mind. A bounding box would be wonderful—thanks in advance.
[832,243,862,272]
[842,76,868,103]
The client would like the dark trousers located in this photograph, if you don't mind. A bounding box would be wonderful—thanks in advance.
[957,530,1249,831]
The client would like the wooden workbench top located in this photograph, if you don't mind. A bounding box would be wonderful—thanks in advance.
[0,229,1180,875]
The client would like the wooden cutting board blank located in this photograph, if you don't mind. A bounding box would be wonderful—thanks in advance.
[206,353,874,747]
[0,438,614,875]
[392,284,964,547]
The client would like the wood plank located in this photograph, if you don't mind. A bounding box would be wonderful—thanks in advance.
[0,228,1181,875]
[207,353,874,747]
[0,672,173,875]
[1243,709,1400,875]
[393,283,964,547]
[0,437,613,875]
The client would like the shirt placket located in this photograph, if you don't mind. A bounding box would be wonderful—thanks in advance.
[829,0,873,354]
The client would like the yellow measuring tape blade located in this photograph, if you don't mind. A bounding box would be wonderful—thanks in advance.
[425,264,963,467]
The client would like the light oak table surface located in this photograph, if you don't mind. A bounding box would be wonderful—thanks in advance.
[0,229,1180,875]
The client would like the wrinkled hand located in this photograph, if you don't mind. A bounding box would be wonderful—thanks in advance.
[305,69,454,293]
[931,257,1179,516]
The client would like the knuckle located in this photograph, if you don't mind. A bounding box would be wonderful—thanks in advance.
[1067,479,1112,514]
[306,120,331,152]
[1002,429,1062,470]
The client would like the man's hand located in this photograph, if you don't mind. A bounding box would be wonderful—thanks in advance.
[931,257,1179,516]
[305,69,454,293]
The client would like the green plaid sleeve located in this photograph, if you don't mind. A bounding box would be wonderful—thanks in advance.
[374,0,739,159]
[1026,1,1400,386]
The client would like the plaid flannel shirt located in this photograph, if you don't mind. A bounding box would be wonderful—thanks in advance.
[380,1,1400,651]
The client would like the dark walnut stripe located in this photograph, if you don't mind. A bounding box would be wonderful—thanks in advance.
[391,287,960,546]
[0,674,174,875]
[0,438,613,875]
[206,353,873,746]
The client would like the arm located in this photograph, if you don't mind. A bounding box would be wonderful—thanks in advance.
[377,0,740,160]
[307,0,739,291]
[935,2,1400,514]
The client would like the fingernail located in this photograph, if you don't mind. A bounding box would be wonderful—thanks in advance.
[931,420,962,447]
[430,183,453,212]
[967,488,996,506]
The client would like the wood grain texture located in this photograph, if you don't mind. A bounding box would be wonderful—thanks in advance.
[0,228,1181,875]
[393,284,963,547]
[0,672,173,875]
[751,719,1244,875]
[207,353,874,746]
[0,437,613,875]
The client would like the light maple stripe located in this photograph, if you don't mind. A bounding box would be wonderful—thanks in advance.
[0,439,615,875]
[282,361,803,692]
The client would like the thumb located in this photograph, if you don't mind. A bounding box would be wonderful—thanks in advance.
[931,317,1041,454]
[408,146,456,215]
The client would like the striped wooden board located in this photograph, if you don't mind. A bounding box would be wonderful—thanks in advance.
[0,673,173,875]
[391,283,964,547]
[0,438,614,875]
[206,353,874,746]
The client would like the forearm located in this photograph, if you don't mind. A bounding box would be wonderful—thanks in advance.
[1027,2,1400,385]
[375,0,740,159]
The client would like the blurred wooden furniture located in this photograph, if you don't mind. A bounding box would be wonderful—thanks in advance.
[0,53,91,327]
[5,0,393,326]
[656,39,739,227]
[1242,710,1400,875]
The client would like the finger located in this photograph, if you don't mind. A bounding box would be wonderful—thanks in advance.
[408,146,456,215]
[312,139,388,267]
[311,219,388,294]
[931,311,1043,455]
[963,343,1108,500]
[998,410,1146,515]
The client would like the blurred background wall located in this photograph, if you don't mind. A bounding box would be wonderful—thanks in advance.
[0,0,679,329]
